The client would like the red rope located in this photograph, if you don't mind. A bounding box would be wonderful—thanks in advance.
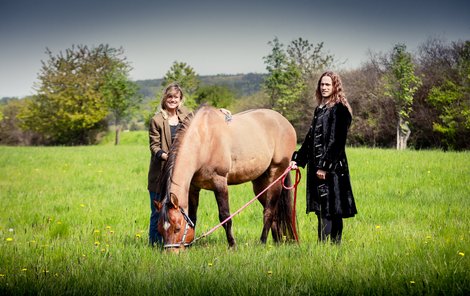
[193,165,301,243]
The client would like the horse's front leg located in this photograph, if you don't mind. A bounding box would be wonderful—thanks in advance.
[188,185,201,227]
[213,181,236,248]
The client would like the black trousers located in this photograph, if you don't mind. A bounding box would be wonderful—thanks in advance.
[317,216,343,244]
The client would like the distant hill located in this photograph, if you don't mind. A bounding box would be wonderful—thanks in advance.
[135,73,267,100]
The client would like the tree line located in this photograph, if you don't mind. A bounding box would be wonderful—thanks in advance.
[258,37,469,150]
[0,37,469,149]
[343,38,470,150]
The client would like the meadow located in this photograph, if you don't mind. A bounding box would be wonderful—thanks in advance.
[0,131,469,295]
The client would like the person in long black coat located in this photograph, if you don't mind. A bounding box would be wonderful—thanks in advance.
[291,71,357,244]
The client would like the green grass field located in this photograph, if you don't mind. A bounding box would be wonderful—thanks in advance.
[0,134,469,295]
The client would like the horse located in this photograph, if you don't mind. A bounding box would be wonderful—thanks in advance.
[154,106,297,251]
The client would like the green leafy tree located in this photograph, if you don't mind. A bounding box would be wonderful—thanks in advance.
[194,85,235,108]
[162,61,200,109]
[20,44,132,145]
[263,37,305,117]
[427,41,470,149]
[286,38,333,81]
[384,44,422,150]
[264,37,334,138]
[102,68,141,145]
[0,97,38,145]
[286,38,334,137]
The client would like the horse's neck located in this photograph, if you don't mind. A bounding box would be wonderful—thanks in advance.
[170,181,190,209]
[171,160,196,210]
[171,119,205,210]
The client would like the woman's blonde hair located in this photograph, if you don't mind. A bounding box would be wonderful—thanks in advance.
[160,82,185,110]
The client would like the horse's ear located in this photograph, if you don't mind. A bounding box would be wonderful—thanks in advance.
[153,200,163,212]
[170,193,179,209]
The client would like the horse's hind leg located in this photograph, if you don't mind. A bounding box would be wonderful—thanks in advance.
[267,184,284,243]
[265,196,282,243]
[260,207,272,244]
[254,180,282,244]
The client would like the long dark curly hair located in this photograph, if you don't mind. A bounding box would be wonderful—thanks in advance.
[315,71,352,114]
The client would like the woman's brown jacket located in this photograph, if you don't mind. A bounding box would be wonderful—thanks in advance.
[147,106,190,193]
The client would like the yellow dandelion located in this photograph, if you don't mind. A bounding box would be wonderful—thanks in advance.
[135,233,141,238]
[110,231,115,234]
[0,274,5,277]
[21,268,27,272]
[80,204,85,208]
[6,238,13,242]
[410,281,415,285]
[101,248,106,253]
[94,230,100,234]
[57,221,62,225]
[426,235,432,240]
[375,225,381,229]
[82,254,86,257]
[30,240,36,243]
[267,270,273,276]
[94,241,100,246]
[458,252,465,257]
[208,262,213,267]
[106,226,111,230]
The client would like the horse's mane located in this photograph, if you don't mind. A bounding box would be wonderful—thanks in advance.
[159,105,209,222]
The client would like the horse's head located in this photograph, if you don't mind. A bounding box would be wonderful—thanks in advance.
[154,193,195,253]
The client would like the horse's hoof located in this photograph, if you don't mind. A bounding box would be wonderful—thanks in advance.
[228,240,237,249]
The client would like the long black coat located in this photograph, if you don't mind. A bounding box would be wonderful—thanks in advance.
[292,103,357,218]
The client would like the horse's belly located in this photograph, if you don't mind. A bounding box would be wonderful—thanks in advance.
[226,156,271,185]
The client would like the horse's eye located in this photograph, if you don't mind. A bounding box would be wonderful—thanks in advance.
[174,225,181,233]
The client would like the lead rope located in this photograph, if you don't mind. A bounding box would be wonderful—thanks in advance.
[192,165,301,244]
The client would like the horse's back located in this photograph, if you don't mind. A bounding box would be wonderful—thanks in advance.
[231,109,296,151]
[224,109,297,183]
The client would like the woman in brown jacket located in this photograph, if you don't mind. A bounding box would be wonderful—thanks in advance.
[147,83,190,246]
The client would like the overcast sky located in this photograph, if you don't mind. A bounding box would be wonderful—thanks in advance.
[1,0,469,98]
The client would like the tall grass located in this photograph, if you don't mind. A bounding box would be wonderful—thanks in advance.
[0,137,468,295]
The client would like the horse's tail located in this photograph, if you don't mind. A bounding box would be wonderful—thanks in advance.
[275,173,297,242]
